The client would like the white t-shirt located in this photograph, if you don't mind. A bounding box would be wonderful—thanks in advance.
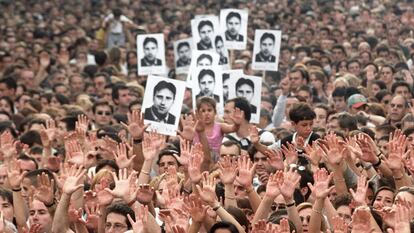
[104,14,133,33]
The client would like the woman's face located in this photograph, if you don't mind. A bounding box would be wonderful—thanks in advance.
[373,189,394,208]
[0,196,14,222]
[371,83,381,96]
[127,53,137,65]
[299,207,312,233]
[310,75,323,90]
[313,107,327,128]
[0,99,12,114]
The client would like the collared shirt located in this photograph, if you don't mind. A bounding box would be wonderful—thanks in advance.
[197,41,213,50]
[225,31,243,41]
[255,52,275,63]
[149,107,170,123]
[141,57,161,66]
[176,58,191,67]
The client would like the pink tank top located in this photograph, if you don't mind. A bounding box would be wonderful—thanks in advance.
[194,122,223,160]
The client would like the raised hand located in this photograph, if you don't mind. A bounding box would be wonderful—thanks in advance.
[264,149,284,170]
[85,203,100,230]
[183,195,208,223]
[128,204,149,233]
[230,107,244,125]
[308,168,333,200]
[265,171,283,199]
[304,143,322,166]
[177,114,197,141]
[95,179,114,206]
[384,132,409,171]
[218,156,238,185]
[39,51,50,68]
[281,142,298,165]
[188,152,203,184]
[355,133,380,164]
[113,143,136,169]
[33,173,55,206]
[235,156,256,189]
[176,138,192,166]
[349,175,368,206]
[65,140,85,166]
[279,167,301,201]
[39,119,56,148]
[122,110,150,140]
[62,165,85,195]
[331,216,348,233]
[142,132,165,161]
[105,169,137,204]
[388,202,411,233]
[320,132,345,167]
[136,184,154,205]
[196,173,218,206]
[7,158,27,190]
[249,125,260,145]
[351,207,372,233]
[0,131,18,159]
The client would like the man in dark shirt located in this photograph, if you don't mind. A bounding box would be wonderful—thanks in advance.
[195,69,220,102]
[197,20,214,50]
[255,33,276,63]
[176,41,191,68]
[225,11,244,42]
[144,80,177,124]
[141,37,162,66]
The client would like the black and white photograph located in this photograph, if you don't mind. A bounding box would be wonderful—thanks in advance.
[142,75,186,136]
[220,9,248,50]
[137,33,166,75]
[174,38,193,74]
[228,74,262,123]
[186,50,220,88]
[222,69,243,103]
[252,30,282,71]
[214,35,230,70]
[191,16,220,51]
[191,66,223,112]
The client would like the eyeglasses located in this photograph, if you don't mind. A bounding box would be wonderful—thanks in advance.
[96,111,112,116]
[105,223,128,231]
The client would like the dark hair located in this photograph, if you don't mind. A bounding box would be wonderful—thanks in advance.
[215,35,224,45]
[373,186,395,205]
[260,32,275,44]
[227,97,251,122]
[92,100,114,114]
[225,206,250,231]
[220,140,241,155]
[112,83,129,101]
[333,194,352,209]
[0,188,12,205]
[332,87,347,98]
[153,81,176,99]
[197,54,212,64]
[18,154,39,170]
[289,103,316,123]
[372,80,387,90]
[226,12,241,22]
[391,81,411,95]
[198,69,215,82]
[197,96,217,111]
[20,130,42,147]
[96,160,119,174]
[208,221,239,233]
[143,37,158,47]
[106,203,135,229]
[156,148,179,166]
[0,76,17,90]
[0,96,14,113]
[177,42,190,52]
[375,90,392,102]
[290,68,309,83]
[332,44,346,55]
[338,113,358,132]
[235,78,254,92]
[112,8,122,17]
[198,20,214,32]
[94,51,108,66]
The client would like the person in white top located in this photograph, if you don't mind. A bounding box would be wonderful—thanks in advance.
[103,8,140,48]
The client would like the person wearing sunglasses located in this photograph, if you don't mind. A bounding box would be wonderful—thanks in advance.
[92,100,113,129]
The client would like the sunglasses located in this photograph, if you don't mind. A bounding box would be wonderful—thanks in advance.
[96,111,111,116]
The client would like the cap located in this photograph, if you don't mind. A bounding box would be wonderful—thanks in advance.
[347,94,367,108]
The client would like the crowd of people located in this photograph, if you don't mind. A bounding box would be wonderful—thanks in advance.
[1,0,414,232]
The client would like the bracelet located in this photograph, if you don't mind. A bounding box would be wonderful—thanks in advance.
[45,200,55,208]
[312,208,322,215]
[333,178,345,182]
[11,187,22,192]
[140,170,150,175]
[373,158,382,168]
[226,196,236,200]
[364,164,373,170]
[286,202,295,208]
[133,138,143,144]
[213,205,221,211]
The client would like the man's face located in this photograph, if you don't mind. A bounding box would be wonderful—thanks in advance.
[223,78,229,100]
[153,88,174,115]
[226,16,241,36]
[105,213,129,233]
[94,76,106,94]
[333,96,347,112]
[236,84,254,101]
[253,151,272,172]
[19,159,37,172]
[0,83,14,98]
[197,57,212,66]
[158,155,179,174]
[348,62,360,76]
[293,119,314,138]
[395,86,412,99]
[297,90,312,104]
[289,71,304,90]
[219,145,240,160]
[380,67,393,84]
[116,89,131,107]
[29,200,53,233]
[260,37,274,57]
[223,101,235,124]
[199,74,215,96]
[70,75,85,92]
[332,48,345,61]
[94,105,112,126]
[20,70,35,88]
[199,25,213,44]
[215,40,225,55]
[144,41,158,61]
[389,96,406,122]
[178,45,190,61]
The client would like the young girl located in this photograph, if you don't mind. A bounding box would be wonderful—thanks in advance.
[194,96,241,161]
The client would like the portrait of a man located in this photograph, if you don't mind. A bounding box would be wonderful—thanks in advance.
[176,42,191,68]
[141,37,162,66]
[196,54,213,66]
[196,69,219,102]
[225,11,243,42]
[144,80,176,124]
[197,20,214,50]
[235,78,257,113]
[215,36,228,65]
[255,33,276,63]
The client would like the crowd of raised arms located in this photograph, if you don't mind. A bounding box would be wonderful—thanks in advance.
[1,0,414,232]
